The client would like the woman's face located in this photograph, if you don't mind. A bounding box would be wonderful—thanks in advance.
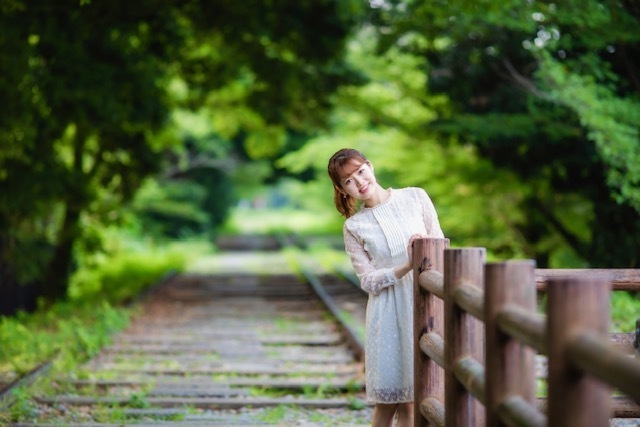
[340,160,377,201]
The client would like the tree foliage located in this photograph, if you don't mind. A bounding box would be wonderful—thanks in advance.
[364,0,640,267]
[3,0,639,318]
[0,0,365,312]
[279,27,536,260]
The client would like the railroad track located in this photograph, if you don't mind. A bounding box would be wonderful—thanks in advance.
[6,248,373,426]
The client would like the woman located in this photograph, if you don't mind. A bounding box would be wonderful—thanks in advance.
[327,148,445,427]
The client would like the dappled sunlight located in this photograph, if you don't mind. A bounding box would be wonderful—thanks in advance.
[188,251,295,275]
[221,207,342,236]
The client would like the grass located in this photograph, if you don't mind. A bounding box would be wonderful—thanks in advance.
[256,404,292,424]
[0,238,211,423]
[0,302,132,377]
[248,386,292,398]
[0,302,134,423]
[255,404,371,425]
[301,383,340,399]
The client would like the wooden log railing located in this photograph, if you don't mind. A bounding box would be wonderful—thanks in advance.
[412,238,640,427]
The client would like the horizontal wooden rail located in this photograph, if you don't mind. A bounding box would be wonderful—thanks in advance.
[536,269,640,291]
[419,268,444,298]
[499,395,546,427]
[567,330,640,404]
[453,282,484,321]
[419,332,445,368]
[413,239,640,427]
[536,394,640,417]
[420,270,485,321]
[452,356,485,404]
[423,272,638,357]
[421,396,445,427]
[496,304,547,354]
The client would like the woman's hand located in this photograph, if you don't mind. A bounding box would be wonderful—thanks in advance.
[394,234,430,279]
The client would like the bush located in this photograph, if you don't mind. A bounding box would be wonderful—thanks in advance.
[1,237,195,382]
[0,302,130,377]
[68,246,186,304]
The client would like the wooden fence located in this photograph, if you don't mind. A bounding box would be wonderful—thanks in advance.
[412,238,640,427]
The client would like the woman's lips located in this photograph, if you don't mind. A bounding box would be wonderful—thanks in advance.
[359,183,370,193]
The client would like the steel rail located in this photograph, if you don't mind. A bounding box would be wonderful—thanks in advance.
[298,265,366,363]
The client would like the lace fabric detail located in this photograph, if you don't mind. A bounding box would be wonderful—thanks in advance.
[369,387,414,403]
[343,187,444,296]
[343,228,397,295]
[342,186,445,404]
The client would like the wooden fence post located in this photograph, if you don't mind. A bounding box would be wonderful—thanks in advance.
[444,248,486,427]
[414,238,449,427]
[547,277,611,427]
[485,261,537,427]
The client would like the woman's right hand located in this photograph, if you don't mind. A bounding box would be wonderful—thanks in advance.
[395,234,429,279]
[407,234,429,262]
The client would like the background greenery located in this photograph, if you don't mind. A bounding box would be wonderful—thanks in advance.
[0,0,638,365]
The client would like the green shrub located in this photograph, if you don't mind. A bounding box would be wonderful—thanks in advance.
[0,301,131,376]
[1,237,200,416]
[611,291,640,332]
[68,244,187,304]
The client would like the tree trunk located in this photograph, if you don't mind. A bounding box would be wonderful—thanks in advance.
[0,235,39,316]
[40,203,82,302]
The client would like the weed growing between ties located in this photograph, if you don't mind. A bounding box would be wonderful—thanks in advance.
[94,404,186,424]
[255,404,372,425]
[348,395,367,410]
[248,386,292,398]
[8,385,39,421]
[93,406,127,424]
[128,391,151,409]
[301,383,340,399]
[257,404,291,423]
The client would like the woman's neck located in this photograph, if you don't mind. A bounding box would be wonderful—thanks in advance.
[364,185,390,208]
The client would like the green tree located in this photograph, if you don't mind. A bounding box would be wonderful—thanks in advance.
[366,0,640,267]
[278,27,534,260]
[0,0,365,311]
[1,0,172,303]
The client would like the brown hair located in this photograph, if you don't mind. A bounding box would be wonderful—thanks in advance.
[327,148,369,218]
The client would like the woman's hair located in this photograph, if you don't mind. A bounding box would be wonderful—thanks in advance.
[327,148,369,218]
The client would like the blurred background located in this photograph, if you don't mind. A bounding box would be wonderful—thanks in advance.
[1,0,639,320]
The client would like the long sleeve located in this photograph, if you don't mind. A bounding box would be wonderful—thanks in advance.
[343,226,398,296]
[418,188,445,238]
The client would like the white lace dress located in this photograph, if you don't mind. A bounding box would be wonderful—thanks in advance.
[343,187,445,403]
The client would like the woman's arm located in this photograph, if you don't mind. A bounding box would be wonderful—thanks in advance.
[344,227,409,295]
[418,188,445,238]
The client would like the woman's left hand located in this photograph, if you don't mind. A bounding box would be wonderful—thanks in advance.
[407,234,430,264]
